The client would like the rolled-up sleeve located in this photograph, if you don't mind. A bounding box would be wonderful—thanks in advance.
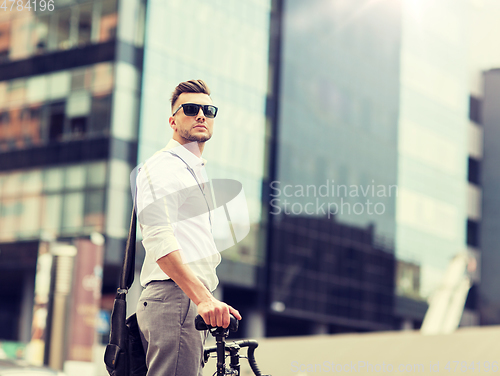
[136,155,185,262]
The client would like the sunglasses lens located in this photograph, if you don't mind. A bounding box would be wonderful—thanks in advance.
[204,105,217,118]
[183,104,200,116]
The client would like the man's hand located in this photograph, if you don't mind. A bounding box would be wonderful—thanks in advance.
[197,296,242,328]
[156,251,241,329]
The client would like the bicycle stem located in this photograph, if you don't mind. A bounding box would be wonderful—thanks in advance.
[216,335,226,376]
[228,343,241,374]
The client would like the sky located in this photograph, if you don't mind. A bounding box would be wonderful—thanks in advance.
[468,0,500,95]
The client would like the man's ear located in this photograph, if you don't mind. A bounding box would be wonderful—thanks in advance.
[169,116,176,131]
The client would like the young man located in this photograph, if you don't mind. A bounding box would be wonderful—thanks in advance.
[135,79,241,375]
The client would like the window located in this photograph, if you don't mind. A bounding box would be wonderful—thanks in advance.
[71,68,86,91]
[27,75,48,104]
[32,15,50,54]
[89,94,112,134]
[43,168,64,192]
[468,157,481,186]
[0,112,9,126]
[65,165,86,190]
[78,3,93,46]
[62,192,84,231]
[469,96,482,125]
[48,102,65,142]
[70,116,87,137]
[92,63,114,95]
[87,162,107,187]
[41,194,62,234]
[84,189,105,228]
[467,219,480,247]
[100,0,118,42]
[56,8,72,50]
[0,22,10,62]
[19,196,41,236]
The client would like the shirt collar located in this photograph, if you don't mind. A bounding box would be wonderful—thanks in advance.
[164,139,208,167]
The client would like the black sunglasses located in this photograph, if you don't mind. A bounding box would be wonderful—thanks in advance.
[172,103,218,118]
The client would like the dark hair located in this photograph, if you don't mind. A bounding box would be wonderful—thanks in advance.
[170,79,211,110]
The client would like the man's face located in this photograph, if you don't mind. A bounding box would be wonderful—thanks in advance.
[169,92,215,143]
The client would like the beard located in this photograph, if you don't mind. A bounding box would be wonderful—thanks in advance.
[179,127,212,142]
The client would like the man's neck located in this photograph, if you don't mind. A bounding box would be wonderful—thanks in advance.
[173,135,205,157]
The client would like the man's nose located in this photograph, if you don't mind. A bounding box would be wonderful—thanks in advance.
[196,107,206,120]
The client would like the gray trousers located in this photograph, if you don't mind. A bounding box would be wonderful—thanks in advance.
[136,280,207,376]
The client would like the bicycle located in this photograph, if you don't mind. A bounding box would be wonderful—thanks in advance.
[195,314,271,376]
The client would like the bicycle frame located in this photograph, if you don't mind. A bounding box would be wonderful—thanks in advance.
[203,339,263,375]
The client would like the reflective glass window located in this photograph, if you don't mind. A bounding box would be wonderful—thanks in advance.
[78,3,93,46]
[27,75,48,104]
[0,82,7,109]
[61,192,84,230]
[32,15,50,54]
[3,172,22,197]
[22,170,43,195]
[0,21,10,63]
[84,189,105,229]
[43,168,64,192]
[9,14,31,61]
[9,78,26,106]
[65,165,86,190]
[48,101,65,142]
[100,0,118,42]
[0,198,20,240]
[56,8,72,50]
[48,71,70,100]
[70,116,87,138]
[87,162,107,187]
[41,194,62,234]
[89,94,111,134]
[92,63,114,95]
[19,196,41,236]
[66,91,91,118]
[70,68,86,92]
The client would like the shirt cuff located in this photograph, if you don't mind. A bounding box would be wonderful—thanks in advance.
[142,236,181,262]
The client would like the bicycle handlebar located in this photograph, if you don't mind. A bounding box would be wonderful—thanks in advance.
[194,313,239,332]
[204,340,263,376]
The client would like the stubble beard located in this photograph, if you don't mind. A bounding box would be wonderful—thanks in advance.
[179,127,212,143]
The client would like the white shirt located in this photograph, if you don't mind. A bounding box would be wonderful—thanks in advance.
[136,139,221,291]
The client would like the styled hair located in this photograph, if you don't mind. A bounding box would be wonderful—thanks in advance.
[170,79,211,110]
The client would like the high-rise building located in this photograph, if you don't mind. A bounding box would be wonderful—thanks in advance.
[136,0,273,339]
[0,0,146,369]
[394,0,471,328]
[478,68,500,325]
[265,0,402,333]
[265,0,476,334]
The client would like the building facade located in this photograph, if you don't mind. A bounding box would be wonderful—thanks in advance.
[0,0,146,369]
[265,0,401,333]
[478,68,500,325]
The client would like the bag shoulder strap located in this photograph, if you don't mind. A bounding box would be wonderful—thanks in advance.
[119,189,137,291]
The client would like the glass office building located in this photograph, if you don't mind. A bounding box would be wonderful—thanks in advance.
[479,68,500,325]
[267,0,402,333]
[395,0,470,325]
[137,0,272,337]
[267,0,475,333]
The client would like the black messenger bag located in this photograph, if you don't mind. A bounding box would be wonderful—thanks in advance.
[104,204,147,376]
